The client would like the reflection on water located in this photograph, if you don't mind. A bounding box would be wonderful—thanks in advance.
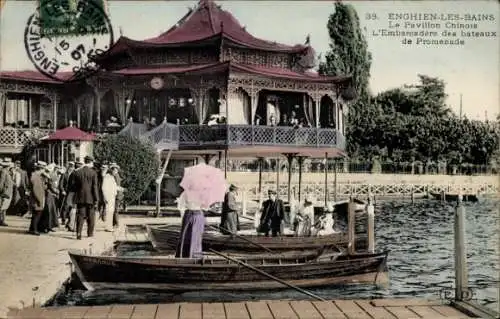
[51,199,499,312]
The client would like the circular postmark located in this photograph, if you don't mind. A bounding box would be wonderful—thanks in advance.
[24,0,114,82]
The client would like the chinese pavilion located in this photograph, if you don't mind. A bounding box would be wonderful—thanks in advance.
[0,0,353,168]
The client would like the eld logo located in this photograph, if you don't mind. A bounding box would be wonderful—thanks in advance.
[439,287,475,301]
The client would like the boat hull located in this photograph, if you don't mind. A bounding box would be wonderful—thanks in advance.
[146,225,368,253]
[69,251,388,292]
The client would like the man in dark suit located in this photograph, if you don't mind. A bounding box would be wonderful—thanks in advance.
[258,189,285,237]
[70,156,99,240]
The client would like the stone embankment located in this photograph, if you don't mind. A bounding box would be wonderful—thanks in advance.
[0,215,221,319]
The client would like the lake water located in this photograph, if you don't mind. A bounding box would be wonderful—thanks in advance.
[49,199,499,313]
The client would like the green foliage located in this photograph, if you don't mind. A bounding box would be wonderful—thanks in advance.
[318,1,373,156]
[318,2,499,166]
[318,1,372,97]
[347,75,500,165]
[94,135,159,204]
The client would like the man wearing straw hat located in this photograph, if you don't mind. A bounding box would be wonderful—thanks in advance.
[0,158,14,226]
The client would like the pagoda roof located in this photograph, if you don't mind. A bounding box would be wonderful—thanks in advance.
[102,0,309,57]
[111,61,349,83]
[0,70,74,84]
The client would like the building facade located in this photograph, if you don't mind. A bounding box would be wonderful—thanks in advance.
[0,0,353,163]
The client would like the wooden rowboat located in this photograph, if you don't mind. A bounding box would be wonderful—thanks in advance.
[68,250,389,291]
[146,225,368,253]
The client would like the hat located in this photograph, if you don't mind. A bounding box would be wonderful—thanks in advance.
[109,162,120,169]
[101,164,109,169]
[84,155,94,162]
[229,184,238,191]
[75,162,83,168]
[46,163,56,172]
[67,161,75,167]
[14,160,21,165]
[268,189,276,195]
[36,161,47,168]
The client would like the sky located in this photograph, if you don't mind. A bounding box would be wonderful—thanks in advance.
[1,0,499,120]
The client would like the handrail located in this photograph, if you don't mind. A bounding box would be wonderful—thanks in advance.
[177,124,341,148]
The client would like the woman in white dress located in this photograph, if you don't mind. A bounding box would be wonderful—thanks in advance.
[294,194,315,236]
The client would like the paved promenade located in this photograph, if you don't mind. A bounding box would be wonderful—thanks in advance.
[0,215,222,319]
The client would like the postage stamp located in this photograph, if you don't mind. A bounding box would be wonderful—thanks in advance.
[24,0,114,82]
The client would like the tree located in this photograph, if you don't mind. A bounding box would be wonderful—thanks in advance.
[318,1,372,98]
[318,1,373,157]
[94,135,160,204]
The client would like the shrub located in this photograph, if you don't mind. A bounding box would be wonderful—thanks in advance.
[94,134,159,204]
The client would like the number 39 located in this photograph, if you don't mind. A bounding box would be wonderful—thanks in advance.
[365,13,377,20]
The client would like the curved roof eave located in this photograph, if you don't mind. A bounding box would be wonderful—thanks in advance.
[99,31,308,59]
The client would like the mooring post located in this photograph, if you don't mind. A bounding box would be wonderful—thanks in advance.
[454,193,468,301]
[347,198,356,255]
[411,184,415,203]
[333,159,338,202]
[367,195,375,253]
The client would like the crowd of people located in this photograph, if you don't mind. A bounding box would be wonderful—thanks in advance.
[175,183,338,258]
[0,155,124,240]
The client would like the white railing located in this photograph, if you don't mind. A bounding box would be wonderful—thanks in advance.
[0,127,52,148]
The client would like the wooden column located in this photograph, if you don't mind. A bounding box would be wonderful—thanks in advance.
[223,149,228,179]
[52,93,58,129]
[0,91,6,127]
[275,157,280,198]
[324,152,328,207]
[297,156,304,202]
[285,153,296,204]
[334,159,338,202]
[257,157,263,195]
[313,94,320,128]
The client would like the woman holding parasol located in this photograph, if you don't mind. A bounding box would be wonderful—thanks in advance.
[175,163,228,258]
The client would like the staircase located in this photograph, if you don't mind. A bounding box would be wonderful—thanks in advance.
[118,121,179,152]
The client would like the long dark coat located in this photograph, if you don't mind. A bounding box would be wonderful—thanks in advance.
[70,166,99,205]
[258,198,285,233]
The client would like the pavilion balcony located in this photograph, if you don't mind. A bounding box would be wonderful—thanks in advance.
[0,127,52,153]
[178,124,345,150]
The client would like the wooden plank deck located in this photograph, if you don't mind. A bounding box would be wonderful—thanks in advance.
[9,299,476,319]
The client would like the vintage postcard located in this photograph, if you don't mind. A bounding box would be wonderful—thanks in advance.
[0,1,498,318]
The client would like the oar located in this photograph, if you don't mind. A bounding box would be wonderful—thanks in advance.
[208,248,326,301]
[206,224,274,253]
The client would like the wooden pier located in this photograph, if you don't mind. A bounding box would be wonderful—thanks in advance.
[1,199,498,319]
[9,298,476,318]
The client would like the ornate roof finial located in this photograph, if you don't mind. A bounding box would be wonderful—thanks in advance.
[305,34,310,45]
